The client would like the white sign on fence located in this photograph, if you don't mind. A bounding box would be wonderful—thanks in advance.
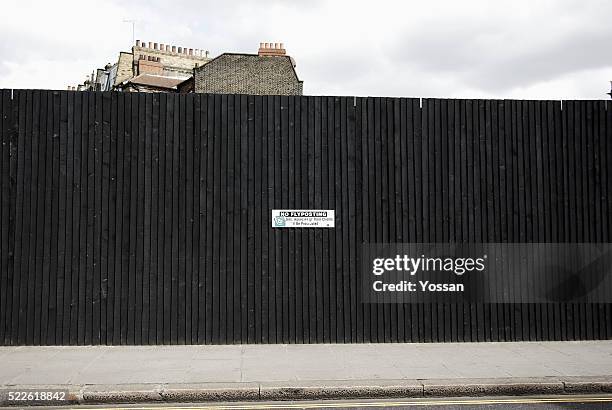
[271,210,335,228]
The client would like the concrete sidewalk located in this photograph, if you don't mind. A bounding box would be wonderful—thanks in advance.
[1,341,611,404]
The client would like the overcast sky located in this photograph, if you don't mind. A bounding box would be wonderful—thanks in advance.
[1,0,611,99]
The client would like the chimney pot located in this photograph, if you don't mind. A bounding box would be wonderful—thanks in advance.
[205,50,209,57]
[136,39,141,47]
[258,41,286,56]
[189,48,193,55]
[160,43,164,51]
[172,45,176,52]
[153,42,158,50]
[178,47,182,53]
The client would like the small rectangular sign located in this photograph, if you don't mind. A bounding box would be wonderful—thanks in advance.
[272,209,335,228]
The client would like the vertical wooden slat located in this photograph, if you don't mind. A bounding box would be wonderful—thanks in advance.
[171,93,180,344]
[182,94,192,344]
[216,94,226,344]
[244,94,255,344]
[252,95,262,343]
[78,92,90,345]
[273,95,283,344]
[7,90,19,345]
[1,91,13,344]
[100,91,111,345]
[63,90,75,345]
[127,92,138,344]
[113,92,125,345]
[162,93,172,344]
[305,96,315,342]
[0,91,7,343]
[121,93,133,344]
[142,93,152,344]
[148,92,159,345]
[195,94,205,344]
[191,93,201,344]
[413,99,423,342]
[320,97,331,343]
[236,95,246,343]
[14,90,30,345]
[353,97,362,342]
[0,90,8,344]
[285,95,295,343]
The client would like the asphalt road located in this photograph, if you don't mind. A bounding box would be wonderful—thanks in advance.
[28,394,612,410]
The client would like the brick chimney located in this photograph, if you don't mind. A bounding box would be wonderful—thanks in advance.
[258,42,286,56]
[138,58,163,75]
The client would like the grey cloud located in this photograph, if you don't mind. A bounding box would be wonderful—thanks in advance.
[386,9,612,94]
[473,29,612,91]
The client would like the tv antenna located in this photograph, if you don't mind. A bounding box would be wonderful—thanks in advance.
[123,19,137,45]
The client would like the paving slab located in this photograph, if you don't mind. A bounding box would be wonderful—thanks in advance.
[0,341,611,404]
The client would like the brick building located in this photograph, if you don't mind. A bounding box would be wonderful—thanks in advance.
[74,40,210,92]
[193,43,303,95]
[73,42,303,95]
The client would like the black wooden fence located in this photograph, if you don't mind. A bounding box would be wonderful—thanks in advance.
[0,89,611,345]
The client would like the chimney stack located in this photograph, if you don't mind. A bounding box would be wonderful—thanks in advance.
[258,41,287,56]
[136,39,141,47]
[138,58,163,75]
